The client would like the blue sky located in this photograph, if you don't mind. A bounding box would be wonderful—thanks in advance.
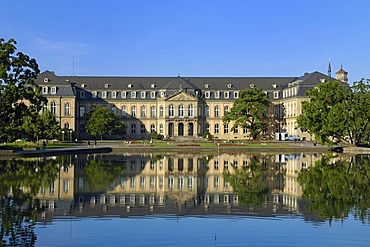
[3,0,370,83]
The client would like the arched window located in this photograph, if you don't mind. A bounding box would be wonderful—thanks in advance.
[178,104,184,117]
[121,106,126,117]
[51,101,56,115]
[131,106,136,117]
[188,104,194,117]
[169,104,175,117]
[150,106,156,118]
[141,105,146,117]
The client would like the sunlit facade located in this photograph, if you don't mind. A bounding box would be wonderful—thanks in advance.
[35,67,348,140]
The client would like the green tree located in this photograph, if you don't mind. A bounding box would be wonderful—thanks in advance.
[37,110,61,140]
[85,105,125,139]
[223,87,269,139]
[20,110,60,141]
[223,156,269,205]
[0,38,47,142]
[298,155,370,224]
[297,80,370,146]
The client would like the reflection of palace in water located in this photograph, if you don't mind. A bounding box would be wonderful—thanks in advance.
[34,152,322,221]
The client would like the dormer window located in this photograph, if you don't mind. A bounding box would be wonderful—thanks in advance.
[249,84,255,88]
[205,91,210,99]
[81,84,86,88]
[80,91,85,98]
[42,86,48,94]
[131,91,136,98]
[51,86,57,94]
[151,84,156,88]
[44,78,49,83]
[92,91,97,98]
[227,83,232,88]
[205,84,210,88]
[150,91,156,98]
[233,91,239,98]
[121,91,126,98]
[141,91,146,99]
[104,83,109,88]
[272,84,277,88]
[224,91,229,98]
[215,91,220,99]
[320,79,326,83]
[112,91,117,98]
[160,91,165,98]
[128,84,133,88]
[102,91,107,98]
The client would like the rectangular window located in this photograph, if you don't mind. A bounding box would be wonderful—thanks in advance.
[141,124,146,134]
[214,160,219,170]
[233,126,238,134]
[79,106,86,117]
[243,126,248,134]
[224,91,229,98]
[150,91,156,99]
[121,91,126,98]
[150,176,155,188]
[42,86,48,94]
[224,160,229,169]
[131,106,136,117]
[112,91,117,98]
[214,176,219,188]
[121,106,126,117]
[205,106,210,117]
[234,91,239,98]
[140,176,145,188]
[102,91,107,98]
[64,103,70,116]
[224,124,229,134]
[131,124,136,134]
[51,87,56,94]
[214,123,219,134]
[131,91,136,98]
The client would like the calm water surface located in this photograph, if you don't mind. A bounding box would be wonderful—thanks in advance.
[1,152,370,246]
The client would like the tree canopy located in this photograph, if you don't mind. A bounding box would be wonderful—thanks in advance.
[298,155,370,224]
[223,87,270,139]
[0,38,48,142]
[297,79,370,146]
[85,105,125,139]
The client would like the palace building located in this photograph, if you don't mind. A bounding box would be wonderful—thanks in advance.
[34,66,348,141]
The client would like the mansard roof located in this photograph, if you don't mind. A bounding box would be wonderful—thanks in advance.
[35,70,344,96]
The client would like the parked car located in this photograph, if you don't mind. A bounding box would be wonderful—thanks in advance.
[285,135,300,141]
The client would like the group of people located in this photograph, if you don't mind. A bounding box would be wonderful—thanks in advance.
[87,140,97,148]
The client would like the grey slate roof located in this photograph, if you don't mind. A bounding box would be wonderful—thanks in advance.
[35,70,345,100]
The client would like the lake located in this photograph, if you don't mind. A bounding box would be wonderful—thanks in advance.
[1,151,369,246]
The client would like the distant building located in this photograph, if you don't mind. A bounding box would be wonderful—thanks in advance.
[34,67,348,140]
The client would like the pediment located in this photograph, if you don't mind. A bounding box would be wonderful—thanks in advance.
[166,91,197,101]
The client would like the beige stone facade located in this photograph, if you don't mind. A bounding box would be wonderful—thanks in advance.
[34,67,348,141]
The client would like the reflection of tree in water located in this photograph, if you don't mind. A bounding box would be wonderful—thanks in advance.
[85,159,125,192]
[223,156,269,205]
[298,155,370,224]
[0,158,59,246]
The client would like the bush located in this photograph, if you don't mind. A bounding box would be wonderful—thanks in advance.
[151,131,164,140]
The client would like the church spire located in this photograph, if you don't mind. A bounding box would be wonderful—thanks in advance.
[328,60,332,77]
